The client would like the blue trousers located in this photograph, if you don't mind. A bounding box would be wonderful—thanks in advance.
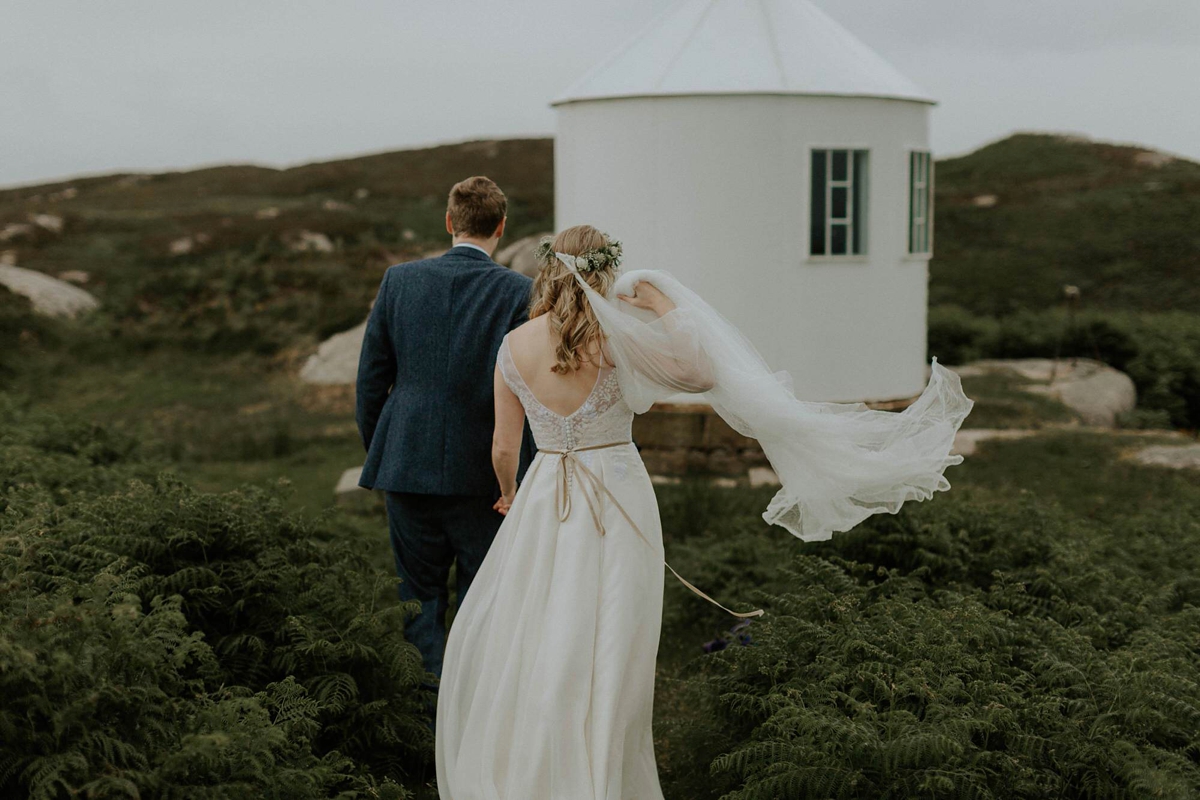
[384,492,502,680]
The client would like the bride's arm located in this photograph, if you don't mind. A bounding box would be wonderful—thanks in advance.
[492,364,526,513]
[616,280,715,392]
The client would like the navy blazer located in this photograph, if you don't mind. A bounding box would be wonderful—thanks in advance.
[356,245,536,496]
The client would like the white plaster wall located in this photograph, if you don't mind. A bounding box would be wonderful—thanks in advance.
[554,94,931,402]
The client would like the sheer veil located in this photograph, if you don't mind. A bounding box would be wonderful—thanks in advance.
[556,253,975,542]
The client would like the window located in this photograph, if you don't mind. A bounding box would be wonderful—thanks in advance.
[909,151,933,255]
[810,149,869,257]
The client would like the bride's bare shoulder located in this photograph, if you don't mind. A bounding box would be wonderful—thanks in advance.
[508,315,550,350]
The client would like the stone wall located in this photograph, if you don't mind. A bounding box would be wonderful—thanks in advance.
[633,396,917,480]
[633,403,769,477]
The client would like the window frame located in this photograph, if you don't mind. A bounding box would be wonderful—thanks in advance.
[808,145,871,263]
[907,149,934,258]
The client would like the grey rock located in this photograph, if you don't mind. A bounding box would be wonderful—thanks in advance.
[335,466,381,508]
[1134,444,1200,470]
[496,233,552,278]
[0,264,99,318]
[958,358,1136,428]
[286,230,335,253]
[30,214,63,234]
[300,320,366,385]
[748,466,780,487]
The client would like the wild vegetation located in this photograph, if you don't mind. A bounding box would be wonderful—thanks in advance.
[2,133,1198,797]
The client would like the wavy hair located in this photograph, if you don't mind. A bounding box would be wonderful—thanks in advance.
[529,224,619,374]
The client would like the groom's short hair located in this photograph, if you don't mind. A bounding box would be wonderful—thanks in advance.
[448,176,507,238]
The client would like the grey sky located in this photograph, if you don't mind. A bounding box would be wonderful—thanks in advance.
[2,0,1198,188]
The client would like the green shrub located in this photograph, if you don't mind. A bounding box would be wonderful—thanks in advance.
[698,558,1200,799]
[0,287,60,384]
[104,253,377,356]
[0,404,432,798]
[654,447,1200,799]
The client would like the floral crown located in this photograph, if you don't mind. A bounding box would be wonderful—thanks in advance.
[534,235,623,273]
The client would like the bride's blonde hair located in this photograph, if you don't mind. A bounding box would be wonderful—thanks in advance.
[529,224,619,374]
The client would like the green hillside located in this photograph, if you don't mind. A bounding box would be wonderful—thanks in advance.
[2,132,1195,347]
[0,139,554,355]
[932,133,1200,315]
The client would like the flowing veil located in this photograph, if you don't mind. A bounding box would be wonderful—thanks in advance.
[557,254,975,542]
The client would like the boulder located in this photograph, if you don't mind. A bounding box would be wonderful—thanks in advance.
[748,467,780,488]
[0,264,99,318]
[957,358,1136,428]
[335,466,381,508]
[286,230,334,253]
[1134,444,1200,471]
[169,236,194,255]
[0,223,33,243]
[300,320,366,385]
[30,214,64,234]
[496,233,551,278]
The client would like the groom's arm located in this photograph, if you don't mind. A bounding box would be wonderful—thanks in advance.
[355,269,397,451]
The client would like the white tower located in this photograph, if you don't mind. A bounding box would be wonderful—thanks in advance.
[552,0,936,402]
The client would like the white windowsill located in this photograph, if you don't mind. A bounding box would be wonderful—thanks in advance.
[903,253,933,262]
[806,255,869,265]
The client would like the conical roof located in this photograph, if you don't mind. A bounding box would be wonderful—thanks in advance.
[552,0,934,106]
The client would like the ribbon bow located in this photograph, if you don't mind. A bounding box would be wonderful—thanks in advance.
[539,443,763,620]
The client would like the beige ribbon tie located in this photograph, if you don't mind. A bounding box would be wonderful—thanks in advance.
[539,442,764,620]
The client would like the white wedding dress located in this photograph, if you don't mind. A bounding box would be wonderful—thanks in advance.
[435,259,974,799]
[436,333,670,800]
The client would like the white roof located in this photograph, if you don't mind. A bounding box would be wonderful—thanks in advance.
[552,0,934,106]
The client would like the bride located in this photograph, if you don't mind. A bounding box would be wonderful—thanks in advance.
[434,225,973,798]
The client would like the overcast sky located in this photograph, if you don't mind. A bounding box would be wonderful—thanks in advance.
[2,0,1198,188]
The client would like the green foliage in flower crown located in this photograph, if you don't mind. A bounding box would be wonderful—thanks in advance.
[0,401,431,798]
[534,235,623,273]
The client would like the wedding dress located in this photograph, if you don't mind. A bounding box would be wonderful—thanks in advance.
[435,257,974,799]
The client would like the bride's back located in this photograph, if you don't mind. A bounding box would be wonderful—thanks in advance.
[506,315,609,417]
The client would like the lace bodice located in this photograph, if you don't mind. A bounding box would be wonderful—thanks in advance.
[497,335,634,451]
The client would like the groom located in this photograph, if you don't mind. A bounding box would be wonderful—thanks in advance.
[355,176,535,680]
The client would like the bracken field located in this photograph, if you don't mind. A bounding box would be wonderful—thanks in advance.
[2,133,1198,798]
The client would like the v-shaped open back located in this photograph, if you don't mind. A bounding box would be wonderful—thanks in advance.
[497,334,634,452]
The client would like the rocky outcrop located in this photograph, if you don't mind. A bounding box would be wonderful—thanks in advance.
[956,358,1136,428]
[1134,444,1200,471]
[0,264,99,318]
[496,233,552,278]
[284,230,334,253]
[299,320,366,385]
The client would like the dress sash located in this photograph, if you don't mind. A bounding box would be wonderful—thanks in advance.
[538,442,764,620]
